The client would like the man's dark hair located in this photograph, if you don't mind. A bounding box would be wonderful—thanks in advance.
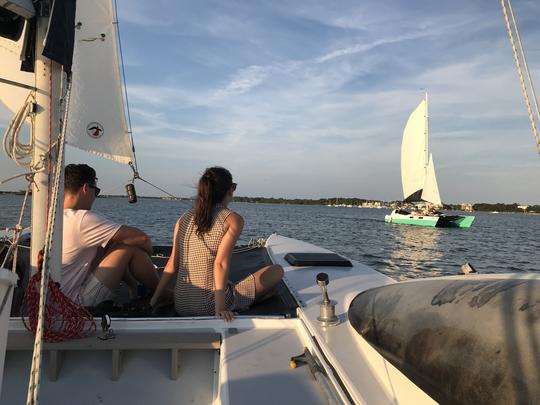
[64,164,97,194]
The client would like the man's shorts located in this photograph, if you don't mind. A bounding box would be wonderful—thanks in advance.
[80,273,116,307]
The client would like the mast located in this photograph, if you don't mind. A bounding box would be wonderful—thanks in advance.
[424,91,429,172]
[424,91,430,210]
[30,15,63,280]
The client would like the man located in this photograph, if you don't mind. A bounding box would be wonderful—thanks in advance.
[61,163,159,307]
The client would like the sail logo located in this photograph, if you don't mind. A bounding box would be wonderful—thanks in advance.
[86,122,104,139]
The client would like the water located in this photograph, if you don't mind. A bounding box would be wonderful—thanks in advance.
[1,194,538,280]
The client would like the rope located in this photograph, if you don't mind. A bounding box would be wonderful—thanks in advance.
[2,93,36,167]
[501,0,540,154]
[22,251,96,343]
[24,78,94,405]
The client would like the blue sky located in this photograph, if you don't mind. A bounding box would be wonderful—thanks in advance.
[1,0,540,203]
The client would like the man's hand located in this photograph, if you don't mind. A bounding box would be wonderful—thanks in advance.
[111,225,153,254]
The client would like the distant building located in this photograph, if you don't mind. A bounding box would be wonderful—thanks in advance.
[518,205,529,211]
[461,203,473,212]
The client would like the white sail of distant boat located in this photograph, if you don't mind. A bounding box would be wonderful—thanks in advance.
[0,0,133,164]
[421,153,441,205]
[400,94,441,205]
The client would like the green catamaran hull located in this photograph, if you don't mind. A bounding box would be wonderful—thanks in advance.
[385,211,475,228]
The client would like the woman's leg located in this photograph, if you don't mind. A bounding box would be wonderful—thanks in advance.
[252,264,284,303]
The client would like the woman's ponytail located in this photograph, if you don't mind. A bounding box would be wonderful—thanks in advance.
[193,167,233,236]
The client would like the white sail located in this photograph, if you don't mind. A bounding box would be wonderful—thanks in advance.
[65,0,133,164]
[401,99,427,201]
[0,24,34,114]
[421,153,442,205]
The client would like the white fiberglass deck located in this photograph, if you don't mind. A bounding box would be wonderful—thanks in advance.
[265,234,436,404]
[2,318,328,405]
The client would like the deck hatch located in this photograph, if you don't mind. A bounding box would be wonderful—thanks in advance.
[284,253,352,267]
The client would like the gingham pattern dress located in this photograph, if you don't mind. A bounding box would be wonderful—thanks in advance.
[173,205,256,316]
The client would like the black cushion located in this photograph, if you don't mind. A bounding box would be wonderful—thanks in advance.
[284,252,352,267]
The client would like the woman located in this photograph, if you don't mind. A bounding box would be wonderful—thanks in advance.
[150,167,284,321]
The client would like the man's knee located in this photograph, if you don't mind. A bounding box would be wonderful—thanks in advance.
[107,243,144,256]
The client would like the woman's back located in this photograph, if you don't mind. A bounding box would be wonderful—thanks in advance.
[173,205,236,315]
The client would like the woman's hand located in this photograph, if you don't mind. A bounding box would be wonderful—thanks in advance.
[216,309,235,322]
[214,289,234,321]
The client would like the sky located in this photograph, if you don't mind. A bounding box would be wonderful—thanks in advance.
[1,0,540,204]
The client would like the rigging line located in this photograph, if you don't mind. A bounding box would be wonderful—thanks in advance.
[26,77,72,405]
[0,180,32,271]
[136,176,178,199]
[113,0,138,171]
[501,0,540,154]
[0,77,36,91]
[0,168,44,186]
[507,0,540,147]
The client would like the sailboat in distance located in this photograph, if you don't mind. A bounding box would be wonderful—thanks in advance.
[385,93,475,228]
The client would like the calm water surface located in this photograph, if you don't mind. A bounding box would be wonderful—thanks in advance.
[1,194,538,280]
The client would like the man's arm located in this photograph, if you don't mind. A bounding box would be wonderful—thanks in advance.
[110,225,153,254]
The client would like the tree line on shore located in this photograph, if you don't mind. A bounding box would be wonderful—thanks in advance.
[233,196,539,212]
[1,191,538,212]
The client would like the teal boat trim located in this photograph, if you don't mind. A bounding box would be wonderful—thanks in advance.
[385,216,439,227]
[385,210,475,228]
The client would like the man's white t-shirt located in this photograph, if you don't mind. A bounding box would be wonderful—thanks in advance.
[62,209,121,301]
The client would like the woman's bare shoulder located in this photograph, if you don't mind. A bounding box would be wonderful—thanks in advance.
[225,211,244,230]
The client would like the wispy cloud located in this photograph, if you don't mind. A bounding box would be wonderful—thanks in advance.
[1,0,539,203]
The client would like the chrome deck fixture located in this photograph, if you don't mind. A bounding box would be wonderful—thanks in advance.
[98,314,115,340]
[316,273,339,327]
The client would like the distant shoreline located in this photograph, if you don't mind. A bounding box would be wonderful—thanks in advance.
[1,191,538,213]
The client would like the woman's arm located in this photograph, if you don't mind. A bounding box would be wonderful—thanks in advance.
[214,212,244,321]
[149,220,180,308]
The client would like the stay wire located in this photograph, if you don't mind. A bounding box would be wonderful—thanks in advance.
[114,0,178,200]
[113,0,138,171]
[501,0,540,154]
[136,176,178,199]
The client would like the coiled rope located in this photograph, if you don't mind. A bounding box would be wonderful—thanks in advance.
[2,93,36,167]
[501,0,540,154]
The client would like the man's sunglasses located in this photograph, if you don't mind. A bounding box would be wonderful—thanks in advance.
[89,184,101,197]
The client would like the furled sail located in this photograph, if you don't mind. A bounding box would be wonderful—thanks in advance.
[65,0,133,164]
[420,153,441,205]
[401,99,427,201]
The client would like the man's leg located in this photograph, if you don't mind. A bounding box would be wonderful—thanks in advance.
[92,244,159,293]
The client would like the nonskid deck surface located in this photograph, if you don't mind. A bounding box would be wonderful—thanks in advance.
[1,243,298,318]
[141,245,297,317]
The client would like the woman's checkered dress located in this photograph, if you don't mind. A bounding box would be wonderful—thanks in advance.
[173,205,256,316]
